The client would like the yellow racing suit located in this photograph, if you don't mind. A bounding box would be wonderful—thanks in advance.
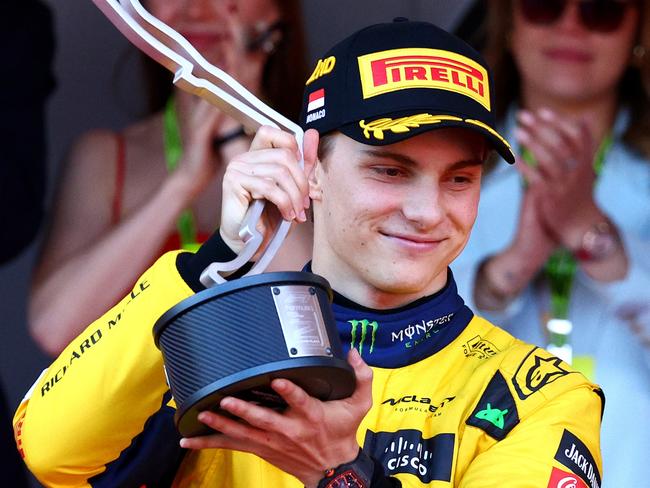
[14,245,604,488]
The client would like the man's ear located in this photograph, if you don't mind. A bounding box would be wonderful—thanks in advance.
[309,160,324,201]
[303,129,322,201]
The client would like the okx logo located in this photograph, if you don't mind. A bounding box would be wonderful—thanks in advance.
[349,319,378,355]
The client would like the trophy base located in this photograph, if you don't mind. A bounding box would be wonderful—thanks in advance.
[175,356,355,437]
[153,272,355,438]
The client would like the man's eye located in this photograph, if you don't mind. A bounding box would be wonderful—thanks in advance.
[372,167,405,177]
[448,171,482,185]
[451,175,470,184]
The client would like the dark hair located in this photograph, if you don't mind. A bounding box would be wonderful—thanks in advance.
[483,0,650,158]
[141,0,308,120]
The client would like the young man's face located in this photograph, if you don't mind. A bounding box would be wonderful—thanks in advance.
[310,128,486,309]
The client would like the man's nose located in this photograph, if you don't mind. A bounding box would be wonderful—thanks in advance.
[400,184,445,228]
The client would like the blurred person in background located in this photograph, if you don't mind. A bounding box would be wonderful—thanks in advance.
[28,0,311,357]
[452,0,650,483]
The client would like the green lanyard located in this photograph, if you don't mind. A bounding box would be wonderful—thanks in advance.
[521,134,613,319]
[163,95,201,252]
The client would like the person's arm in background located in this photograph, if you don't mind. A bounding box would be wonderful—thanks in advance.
[459,108,639,316]
[451,156,558,325]
[471,183,557,313]
[515,109,629,282]
[516,109,650,335]
[28,6,292,357]
[28,101,224,357]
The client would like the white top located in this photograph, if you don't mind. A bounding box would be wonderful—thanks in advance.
[547,318,573,336]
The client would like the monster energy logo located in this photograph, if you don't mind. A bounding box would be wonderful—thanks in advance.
[349,319,378,355]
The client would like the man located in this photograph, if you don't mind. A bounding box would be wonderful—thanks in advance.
[15,20,603,487]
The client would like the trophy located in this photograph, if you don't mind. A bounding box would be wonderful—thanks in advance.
[92,0,355,437]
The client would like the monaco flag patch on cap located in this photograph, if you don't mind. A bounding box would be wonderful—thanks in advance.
[307,88,325,112]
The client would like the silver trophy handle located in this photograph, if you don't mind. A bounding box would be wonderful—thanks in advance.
[91,0,305,287]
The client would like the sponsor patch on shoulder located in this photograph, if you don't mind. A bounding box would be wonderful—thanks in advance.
[547,466,588,488]
[466,370,519,440]
[554,429,601,488]
[512,347,570,400]
[462,334,500,359]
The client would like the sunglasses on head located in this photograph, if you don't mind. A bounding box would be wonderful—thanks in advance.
[517,0,637,33]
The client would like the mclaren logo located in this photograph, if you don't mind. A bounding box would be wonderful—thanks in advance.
[382,395,455,416]
[357,47,490,110]
[349,319,378,355]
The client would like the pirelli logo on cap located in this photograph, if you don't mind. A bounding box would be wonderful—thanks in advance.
[357,48,490,111]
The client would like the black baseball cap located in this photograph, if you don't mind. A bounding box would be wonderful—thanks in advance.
[299,18,515,164]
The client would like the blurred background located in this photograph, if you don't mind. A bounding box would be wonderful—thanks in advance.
[0,0,474,415]
[0,1,472,485]
[5,0,650,486]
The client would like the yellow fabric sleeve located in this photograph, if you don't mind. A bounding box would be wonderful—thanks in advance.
[458,382,603,487]
[13,251,193,487]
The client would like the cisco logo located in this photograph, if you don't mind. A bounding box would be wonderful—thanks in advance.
[363,429,454,483]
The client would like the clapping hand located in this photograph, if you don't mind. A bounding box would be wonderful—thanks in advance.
[515,108,603,250]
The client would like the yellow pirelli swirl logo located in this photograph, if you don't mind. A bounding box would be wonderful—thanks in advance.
[357,48,491,111]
